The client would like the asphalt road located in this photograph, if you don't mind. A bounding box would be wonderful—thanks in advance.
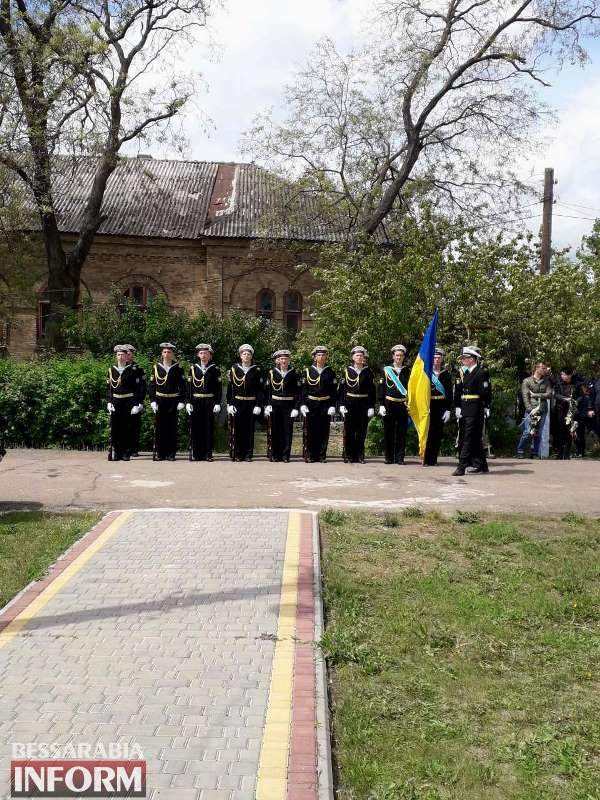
[0,449,597,515]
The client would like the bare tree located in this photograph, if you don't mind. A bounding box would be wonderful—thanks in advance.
[0,0,213,346]
[246,0,600,239]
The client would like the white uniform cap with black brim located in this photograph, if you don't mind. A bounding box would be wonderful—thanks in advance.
[195,343,213,353]
[350,346,368,357]
[311,345,328,356]
[238,343,254,355]
[391,344,407,354]
[272,349,291,359]
[159,342,176,351]
[461,346,481,359]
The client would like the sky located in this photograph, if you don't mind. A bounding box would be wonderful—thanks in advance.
[158,0,600,250]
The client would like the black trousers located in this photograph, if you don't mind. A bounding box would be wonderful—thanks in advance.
[110,398,136,460]
[190,398,215,460]
[555,414,572,459]
[132,411,142,453]
[304,402,331,462]
[458,412,487,469]
[268,402,295,461]
[383,402,408,463]
[423,405,446,465]
[343,400,369,462]
[154,399,179,459]
[230,401,256,460]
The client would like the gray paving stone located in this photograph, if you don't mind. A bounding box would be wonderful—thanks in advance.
[0,510,290,800]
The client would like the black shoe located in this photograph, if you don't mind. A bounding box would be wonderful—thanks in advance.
[395,459,405,465]
[122,455,130,462]
[467,467,484,474]
[245,456,252,462]
[284,457,290,463]
[359,458,365,464]
[167,455,176,461]
[207,456,214,462]
[319,457,327,463]
[517,453,525,459]
[131,452,139,458]
[452,466,466,476]
[384,459,393,465]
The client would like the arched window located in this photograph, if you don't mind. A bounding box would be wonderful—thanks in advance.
[283,290,302,332]
[256,288,275,321]
[121,284,155,310]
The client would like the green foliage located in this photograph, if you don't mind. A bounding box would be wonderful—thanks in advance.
[63,293,294,367]
[402,506,425,518]
[321,508,348,526]
[453,509,482,524]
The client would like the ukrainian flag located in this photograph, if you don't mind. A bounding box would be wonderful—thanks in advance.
[407,309,438,460]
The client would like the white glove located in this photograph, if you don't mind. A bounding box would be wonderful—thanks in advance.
[455,407,462,420]
[151,401,158,414]
[130,404,141,415]
[264,405,273,417]
[379,405,386,417]
[339,405,348,417]
[442,410,451,424]
[300,405,309,417]
[213,404,221,414]
[327,406,336,417]
[227,404,237,416]
[177,402,185,411]
[107,402,115,413]
[367,407,375,418]
[290,409,299,419]
[186,403,193,415]
[253,406,261,416]
[484,408,491,419]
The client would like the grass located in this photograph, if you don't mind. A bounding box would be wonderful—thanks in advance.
[0,511,101,608]
[320,510,600,800]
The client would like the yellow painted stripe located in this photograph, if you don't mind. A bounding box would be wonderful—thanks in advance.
[256,511,302,799]
[0,511,132,651]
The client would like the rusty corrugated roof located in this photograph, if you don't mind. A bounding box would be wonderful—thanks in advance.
[45,157,377,243]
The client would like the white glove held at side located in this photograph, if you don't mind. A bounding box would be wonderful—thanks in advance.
[150,401,158,414]
[379,405,386,417]
[455,407,462,420]
[213,404,221,414]
[339,405,347,417]
[367,407,375,418]
[484,408,491,418]
[186,403,193,415]
[107,402,115,413]
[177,402,185,411]
[130,404,140,415]
[290,409,299,419]
[327,406,336,417]
[227,404,236,416]
[300,405,309,417]
[253,406,261,416]
[264,405,272,417]
[442,410,451,424]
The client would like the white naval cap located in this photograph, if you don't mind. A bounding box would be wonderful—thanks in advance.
[391,344,407,354]
[195,343,213,353]
[461,346,481,359]
[272,349,291,359]
[113,344,128,353]
[159,342,176,350]
[434,347,445,357]
[122,343,136,353]
[238,343,254,355]
[351,346,368,357]
[311,345,328,356]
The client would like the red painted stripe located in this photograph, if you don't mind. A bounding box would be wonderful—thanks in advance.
[0,512,120,633]
[288,512,318,799]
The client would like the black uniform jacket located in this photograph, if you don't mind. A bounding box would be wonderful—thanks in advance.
[107,364,144,403]
[338,366,376,407]
[430,369,453,413]
[187,362,222,402]
[264,368,300,407]
[378,364,410,405]
[453,364,491,417]
[148,362,186,402]
[226,364,264,404]
[301,365,338,405]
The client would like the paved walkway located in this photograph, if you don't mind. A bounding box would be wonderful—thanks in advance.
[1,449,599,514]
[0,510,332,800]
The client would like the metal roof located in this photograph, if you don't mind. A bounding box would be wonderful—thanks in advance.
[48,157,354,243]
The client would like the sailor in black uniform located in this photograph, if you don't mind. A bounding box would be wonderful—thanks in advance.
[338,346,376,463]
[123,343,146,456]
[378,344,410,464]
[107,344,144,461]
[264,349,300,462]
[186,343,222,461]
[226,344,263,461]
[423,347,453,466]
[148,342,186,461]
[452,346,492,475]
[300,346,338,463]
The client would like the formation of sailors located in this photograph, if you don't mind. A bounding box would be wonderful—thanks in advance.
[107,341,492,475]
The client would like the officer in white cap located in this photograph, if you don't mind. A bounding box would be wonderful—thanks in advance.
[148,342,186,461]
[338,346,376,463]
[378,344,410,464]
[122,344,146,456]
[226,344,263,461]
[423,347,453,466]
[453,346,492,475]
[186,344,222,461]
[106,345,143,461]
[264,349,300,462]
[300,346,338,462]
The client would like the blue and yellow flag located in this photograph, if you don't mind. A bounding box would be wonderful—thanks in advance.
[407,309,438,460]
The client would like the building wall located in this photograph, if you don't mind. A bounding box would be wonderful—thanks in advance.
[7,235,320,358]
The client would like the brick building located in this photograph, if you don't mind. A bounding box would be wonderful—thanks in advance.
[6,157,338,358]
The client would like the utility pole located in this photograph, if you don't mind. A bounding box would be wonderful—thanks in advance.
[540,167,555,274]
